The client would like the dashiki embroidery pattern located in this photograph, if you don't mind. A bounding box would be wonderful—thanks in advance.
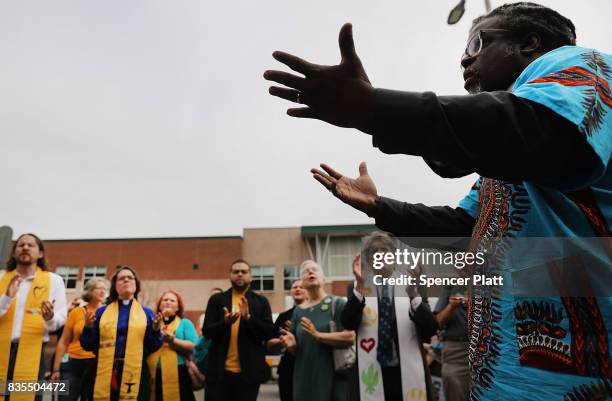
[458,46,612,401]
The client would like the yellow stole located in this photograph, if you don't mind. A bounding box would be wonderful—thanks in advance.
[146,317,180,401]
[0,268,50,401]
[94,300,147,401]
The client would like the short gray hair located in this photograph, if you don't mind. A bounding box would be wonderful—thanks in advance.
[299,260,325,281]
[81,278,109,303]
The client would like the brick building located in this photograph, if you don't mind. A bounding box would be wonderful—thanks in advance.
[44,236,242,324]
[6,224,379,327]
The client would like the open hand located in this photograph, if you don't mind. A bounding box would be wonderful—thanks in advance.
[68,298,82,312]
[239,297,250,320]
[223,307,240,326]
[41,299,55,321]
[264,23,374,130]
[311,162,379,216]
[84,310,96,328]
[352,253,365,292]
[162,328,175,344]
[152,312,164,331]
[282,320,291,331]
[187,360,206,382]
[300,317,321,341]
[279,329,296,350]
[5,275,21,298]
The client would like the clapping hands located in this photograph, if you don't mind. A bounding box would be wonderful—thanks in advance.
[279,329,296,351]
[152,312,164,332]
[41,299,55,321]
[223,307,240,326]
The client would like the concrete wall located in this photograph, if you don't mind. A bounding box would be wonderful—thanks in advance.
[243,227,308,313]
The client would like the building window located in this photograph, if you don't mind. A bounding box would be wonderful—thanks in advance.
[283,265,300,290]
[325,237,362,278]
[84,266,107,283]
[56,266,79,290]
[251,266,275,291]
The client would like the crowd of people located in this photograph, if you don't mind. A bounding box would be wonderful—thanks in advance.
[0,234,203,401]
[1,231,473,401]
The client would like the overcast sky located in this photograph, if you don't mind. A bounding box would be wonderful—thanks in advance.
[1,0,610,240]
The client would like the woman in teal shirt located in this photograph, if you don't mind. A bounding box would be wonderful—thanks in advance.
[149,290,198,401]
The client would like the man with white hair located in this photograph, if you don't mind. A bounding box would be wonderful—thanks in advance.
[280,260,355,401]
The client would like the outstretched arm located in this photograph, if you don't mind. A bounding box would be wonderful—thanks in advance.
[311,162,475,240]
[367,90,594,186]
[264,23,374,131]
[265,24,597,189]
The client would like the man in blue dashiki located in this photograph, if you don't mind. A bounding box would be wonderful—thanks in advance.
[265,2,612,400]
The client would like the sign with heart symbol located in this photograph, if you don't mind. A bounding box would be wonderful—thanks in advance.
[32,286,46,300]
[360,337,376,353]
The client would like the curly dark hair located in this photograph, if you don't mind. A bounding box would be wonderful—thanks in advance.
[473,2,576,52]
[6,233,48,271]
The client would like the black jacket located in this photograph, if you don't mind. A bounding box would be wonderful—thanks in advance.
[202,288,275,385]
[273,307,296,377]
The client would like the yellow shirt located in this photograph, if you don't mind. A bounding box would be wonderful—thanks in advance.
[66,305,96,359]
[224,291,242,372]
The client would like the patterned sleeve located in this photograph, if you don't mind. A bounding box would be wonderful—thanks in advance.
[458,178,481,219]
[512,46,612,185]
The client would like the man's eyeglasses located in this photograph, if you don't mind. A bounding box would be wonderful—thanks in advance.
[462,29,513,59]
[231,269,249,275]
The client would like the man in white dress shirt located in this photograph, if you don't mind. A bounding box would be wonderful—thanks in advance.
[0,233,67,399]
